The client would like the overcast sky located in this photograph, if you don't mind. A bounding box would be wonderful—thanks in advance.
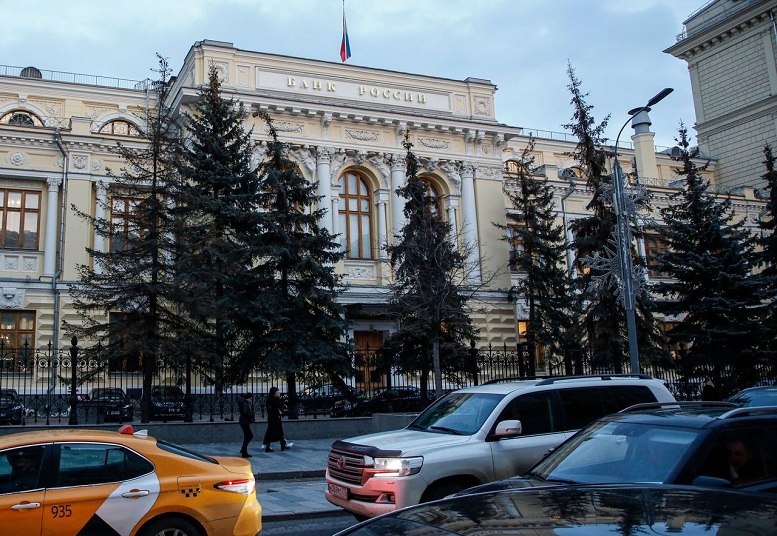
[0,0,701,149]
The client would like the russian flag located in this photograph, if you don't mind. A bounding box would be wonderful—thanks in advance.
[340,9,351,62]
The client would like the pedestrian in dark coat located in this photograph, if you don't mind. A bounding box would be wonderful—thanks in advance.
[238,393,254,458]
[701,379,720,401]
[263,386,292,452]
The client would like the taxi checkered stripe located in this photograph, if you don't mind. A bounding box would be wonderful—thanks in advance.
[180,486,201,498]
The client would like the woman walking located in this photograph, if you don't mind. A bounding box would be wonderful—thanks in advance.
[238,392,254,458]
[263,387,292,452]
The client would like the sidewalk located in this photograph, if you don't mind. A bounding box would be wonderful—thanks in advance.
[180,437,344,520]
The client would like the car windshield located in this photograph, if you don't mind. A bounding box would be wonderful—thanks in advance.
[408,392,504,435]
[152,387,184,400]
[727,388,777,407]
[530,420,702,485]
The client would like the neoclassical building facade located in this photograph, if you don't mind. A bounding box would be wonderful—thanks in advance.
[0,39,767,379]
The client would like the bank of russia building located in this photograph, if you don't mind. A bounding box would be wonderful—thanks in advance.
[0,40,520,363]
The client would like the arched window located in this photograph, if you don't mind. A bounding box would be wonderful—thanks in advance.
[99,120,141,137]
[419,177,443,217]
[338,171,373,259]
[1,111,42,127]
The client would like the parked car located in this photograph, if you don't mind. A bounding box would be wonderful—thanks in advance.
[330,386,432,418]
[149,385,186,420]
[335,484,777,536]
[288,383,361,416]
[85,387,134,422]
[325,374,675,520]
[459,402,777,496]
[0,425,261,535]
[0,389,25,425]
[726,385,777,407]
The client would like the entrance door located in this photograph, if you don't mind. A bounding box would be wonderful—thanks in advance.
[353,331,384,392]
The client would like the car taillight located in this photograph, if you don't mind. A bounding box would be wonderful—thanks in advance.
[214,477,255,495]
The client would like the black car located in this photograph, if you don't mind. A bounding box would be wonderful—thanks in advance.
[330,386,433,417]
[86,387,134,422]
[0,389,25,425]
[149,385,186,420]
[459,402,777,496]
[289,384,361,416]
[335,484,777,535]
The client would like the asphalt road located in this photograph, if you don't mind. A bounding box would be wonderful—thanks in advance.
[261,511,357,536]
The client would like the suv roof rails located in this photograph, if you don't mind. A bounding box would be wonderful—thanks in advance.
[534,374,654,386]
[619,401,737,413]
[482,376,549,385]
[720,406,777,419]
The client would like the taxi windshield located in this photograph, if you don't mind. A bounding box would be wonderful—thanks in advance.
[408,392,503,436]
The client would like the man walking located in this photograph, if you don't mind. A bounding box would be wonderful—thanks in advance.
[238,392,255,458]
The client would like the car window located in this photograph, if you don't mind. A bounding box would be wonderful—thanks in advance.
[55,443,153,487]
[696,426,777,487]
[497,392,556,435]
[0,445,46,493]
[558,388,607,430]
[606,385,660,411]
[532,421,700,484]
[411,392,503,435]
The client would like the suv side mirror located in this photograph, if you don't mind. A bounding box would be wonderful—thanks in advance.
[494,419,523,437]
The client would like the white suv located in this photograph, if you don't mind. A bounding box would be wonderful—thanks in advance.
[325,374,676,519]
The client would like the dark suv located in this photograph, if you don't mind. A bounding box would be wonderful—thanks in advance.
[87,388,134,422]
[462,402,777,495]
[149,385,186,420]
[0,389,25,425]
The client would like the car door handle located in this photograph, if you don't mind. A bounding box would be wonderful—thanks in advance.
[12,502,41,510]
[122,489,150,498]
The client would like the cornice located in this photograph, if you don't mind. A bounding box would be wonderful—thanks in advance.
[665,3,774,60]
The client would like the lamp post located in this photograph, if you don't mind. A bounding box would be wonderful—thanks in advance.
[612,88,673,374]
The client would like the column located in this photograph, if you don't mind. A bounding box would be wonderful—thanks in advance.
[446,198,458,246]
[390,154,406,239]
[316,146,334,234]
[460,162,481,282]
[376,191,389,259]
[93,181,108,274]
[43,177,60,276]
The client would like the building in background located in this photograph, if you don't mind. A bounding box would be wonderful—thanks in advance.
[665,0,777,191]
[0,37,766,394]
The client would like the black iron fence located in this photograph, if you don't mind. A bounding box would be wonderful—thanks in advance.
[0,341,772,426]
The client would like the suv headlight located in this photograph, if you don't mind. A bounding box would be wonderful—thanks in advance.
[366,456,423,477]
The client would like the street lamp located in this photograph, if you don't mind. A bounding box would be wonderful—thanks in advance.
[612,88,673,374]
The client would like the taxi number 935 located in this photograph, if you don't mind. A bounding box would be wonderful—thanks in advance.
[51,504,73,518]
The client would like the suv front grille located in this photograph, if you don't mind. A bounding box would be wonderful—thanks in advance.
[328,447,365,485]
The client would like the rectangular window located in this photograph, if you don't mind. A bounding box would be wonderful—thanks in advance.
[507,224,526,273]
[108,313,142,373]
[110,197,142,252]
[0,189,40,249]
[644,233,669,277]
[0,310,35,349]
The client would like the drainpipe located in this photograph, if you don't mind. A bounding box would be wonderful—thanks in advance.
[48,129,69,417]
[770,11,777,49]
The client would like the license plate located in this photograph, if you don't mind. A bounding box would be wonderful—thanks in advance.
[328,482,349,499]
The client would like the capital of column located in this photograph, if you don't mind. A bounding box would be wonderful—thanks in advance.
[316,146,335,164]
[46,177,60,190]
[390,154,406,172]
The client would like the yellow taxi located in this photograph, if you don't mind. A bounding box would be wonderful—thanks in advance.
[0,425,261,535]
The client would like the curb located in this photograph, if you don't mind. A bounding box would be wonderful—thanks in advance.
[262,508,347,522]
[256,469,326,480]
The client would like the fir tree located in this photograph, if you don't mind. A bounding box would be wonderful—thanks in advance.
[382,138,477,398]
[497,138,577,373]
[67,56,183,422]
[653,126,768,393]
[245,113,350,409]
[755,144,777,376]
[565,65,664,371]
[171,65,270,398]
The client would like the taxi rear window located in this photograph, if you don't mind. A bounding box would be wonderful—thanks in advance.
[156,440,218,463]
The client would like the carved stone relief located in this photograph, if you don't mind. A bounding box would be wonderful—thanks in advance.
[9,152,25,166]
[0,287,25,308]
[418,137,449,150]
[346,129,380,142]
